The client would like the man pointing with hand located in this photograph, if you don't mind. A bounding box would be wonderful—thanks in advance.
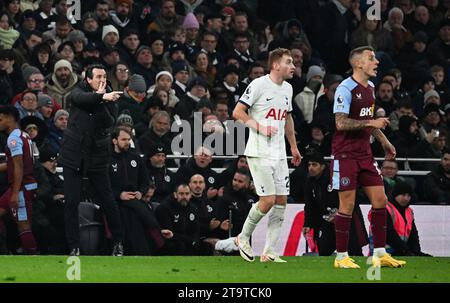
[59,64,125,256]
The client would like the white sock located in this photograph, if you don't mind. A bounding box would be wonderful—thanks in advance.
[215,237,238,253]
[336,252,349,260]
[263,204,286,255]
[374,247,387,257]
[240,202,266,242]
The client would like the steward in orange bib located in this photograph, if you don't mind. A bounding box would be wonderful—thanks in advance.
[369,182,431,256]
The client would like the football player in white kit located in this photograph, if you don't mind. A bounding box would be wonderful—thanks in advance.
[232,48,302,262]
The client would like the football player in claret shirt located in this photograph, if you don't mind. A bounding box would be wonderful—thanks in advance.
[331,46,405,269]
[233,48,301,263]
[0,105,38,254]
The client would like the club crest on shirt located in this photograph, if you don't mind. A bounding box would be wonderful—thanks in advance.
[165,175,171,182]
[131,160,137,167]
[340,177,350,186]
[327,184,333,192]
[9,139,17,147]
[337,95,344,104]
[189,213,195,221]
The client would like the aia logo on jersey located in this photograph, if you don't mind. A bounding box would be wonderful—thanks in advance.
[359,105,374,117]
[265,108,287,120]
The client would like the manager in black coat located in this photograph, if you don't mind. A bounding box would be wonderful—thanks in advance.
[58,64,124,256]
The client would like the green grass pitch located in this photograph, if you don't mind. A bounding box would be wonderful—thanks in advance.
[1,256,450,283]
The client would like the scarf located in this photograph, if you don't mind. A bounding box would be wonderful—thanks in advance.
[0,27,20,49]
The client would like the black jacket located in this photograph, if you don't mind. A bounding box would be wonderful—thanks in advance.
[146,163,175,203]
[190,194,215,238]
[109,149,150,201]
[58,81,118,172]
[215,185,254,238]
[155,198,200,247]
[424,165,450,204]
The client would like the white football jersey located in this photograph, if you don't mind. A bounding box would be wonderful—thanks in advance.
[239,75,293,159]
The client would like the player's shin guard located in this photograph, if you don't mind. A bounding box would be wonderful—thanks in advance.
[263,204,286,254]
[240,202,266,241]
[371,208,387,256]
[335,212,352,254]
[19,230,38,255]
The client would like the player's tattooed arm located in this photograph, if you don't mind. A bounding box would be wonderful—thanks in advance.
[371,128,389,145]
[335,113,372,131]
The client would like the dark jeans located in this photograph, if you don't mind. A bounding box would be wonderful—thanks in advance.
[63,167,122,250]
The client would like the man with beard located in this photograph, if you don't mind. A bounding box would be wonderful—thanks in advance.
[147,0,183,35]
[58,64,124,256]
[138,111,172,157]
[109,0,137,35]
[175,146,220,200]
[145,143,175,203]
[110,126,167,255]
[376,81,397,116]
[45,59,79,109]
[155,184,200,255]
[188,174,224,254]
[424,148,450,204]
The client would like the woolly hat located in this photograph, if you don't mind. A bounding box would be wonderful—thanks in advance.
[168,42,186,56]
[117,109,134,127]
[54,59,73,73]
[37,93,53,108]
[187,77,208,91]
[22,65,41,82]
[135,45,152,57]
[39,147,58,163]
[54,109,69,122]
[68,30,87,45]
[306,65,325,82]
[102,25,119,41]
[127,74,147,93]
[155,71,173,83]
[392,181,413,198]
[424,89,440,102]
[182,12,200,29]
[147,143,167,158]
[171,60,188,75]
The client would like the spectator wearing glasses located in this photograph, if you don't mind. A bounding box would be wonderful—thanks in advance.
[15,90,43,120]
[11,66,61,113]
[118,74,148,124]
[110,62,130,91]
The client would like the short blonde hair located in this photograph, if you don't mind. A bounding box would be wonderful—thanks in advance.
[268,48,291,70]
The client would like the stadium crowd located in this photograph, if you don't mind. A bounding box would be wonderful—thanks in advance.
[0,0,448,256]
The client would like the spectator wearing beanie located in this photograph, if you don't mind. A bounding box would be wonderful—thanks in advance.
[132,45,158,89]
[218,64,242,109]
[144,142,175,203]
[10,66,46,106]
[423,89,441,107]
[48,109,69,154]
[182,12,200,47]
[46,59,79,109]
[68,30,88,56]
[102,24,120,49]
[147,71,180,110]
[172,60,191,99]
[118,74,148,124]
[37,93,54,121]
[293,65,326,124]
[376,181,430,256]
